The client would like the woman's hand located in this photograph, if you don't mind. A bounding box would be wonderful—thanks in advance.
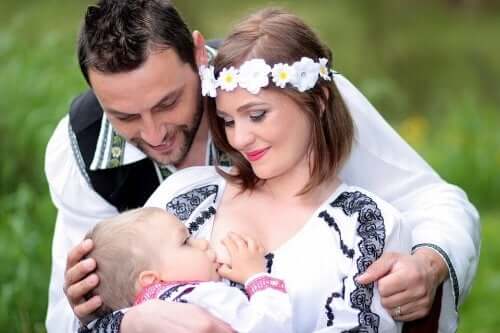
[218,232,266,284]
[121,300,234,333]
[356,248,448,321]
[63,239,102,325]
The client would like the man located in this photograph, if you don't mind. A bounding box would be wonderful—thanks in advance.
[45,0,480,332]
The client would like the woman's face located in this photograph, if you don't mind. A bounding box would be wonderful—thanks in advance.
[215,87,313,180]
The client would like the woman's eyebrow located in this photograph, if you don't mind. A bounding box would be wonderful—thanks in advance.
[217,102,269,116]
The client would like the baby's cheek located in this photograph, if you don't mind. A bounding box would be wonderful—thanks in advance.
[214,243,231,265]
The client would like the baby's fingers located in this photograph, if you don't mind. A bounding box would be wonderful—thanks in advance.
[217,264,234,280]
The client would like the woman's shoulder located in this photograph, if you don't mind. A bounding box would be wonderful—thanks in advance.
[145,166,225,208]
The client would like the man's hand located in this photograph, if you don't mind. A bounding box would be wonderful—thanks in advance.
[121,300,234,333]
[218,232,266,284]
[356,249,448,321]
[63,239,102,325]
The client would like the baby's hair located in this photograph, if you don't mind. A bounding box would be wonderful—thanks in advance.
[85,207,165,315]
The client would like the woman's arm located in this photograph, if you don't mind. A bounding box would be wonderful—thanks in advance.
[335,74,480,318]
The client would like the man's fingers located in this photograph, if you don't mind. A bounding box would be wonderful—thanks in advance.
[66,273,99,303]
[356,252,399,284]
[377,270,408,298]
[64,258,96,290]
[66,239,93,269]
[73,295,102,324]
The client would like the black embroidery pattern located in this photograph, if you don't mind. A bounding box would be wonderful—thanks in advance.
[188,206,216,233]
[166,185,218,221]
[324,276,347,327]
[229,280,246,295]
[331,191,385,333]
[319,211,355,259]
[159,284,186,301]
[265,253,274,273]
[173,286,197,303]
[90,311,124,333]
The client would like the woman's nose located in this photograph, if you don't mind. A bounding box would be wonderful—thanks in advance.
[229,122,254,150]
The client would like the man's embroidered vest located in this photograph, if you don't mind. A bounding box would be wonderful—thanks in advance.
[69,90,160,212]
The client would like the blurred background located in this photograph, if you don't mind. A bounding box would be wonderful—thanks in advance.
[0,0,499,332]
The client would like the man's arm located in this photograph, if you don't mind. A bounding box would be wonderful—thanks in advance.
[335,75,480,320]
[45,115,118,332]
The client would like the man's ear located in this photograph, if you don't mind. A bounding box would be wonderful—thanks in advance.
[137,270,160,288]
[193,30,208,67]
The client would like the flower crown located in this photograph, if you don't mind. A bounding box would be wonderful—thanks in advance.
[199,57,335,97]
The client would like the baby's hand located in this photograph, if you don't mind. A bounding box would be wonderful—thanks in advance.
[218,232,266,284]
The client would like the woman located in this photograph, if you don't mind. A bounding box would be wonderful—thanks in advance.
[148,8,406,332]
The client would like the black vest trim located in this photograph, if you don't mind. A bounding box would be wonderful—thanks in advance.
[68,90,160,212]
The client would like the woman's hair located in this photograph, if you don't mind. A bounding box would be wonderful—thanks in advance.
[85,207,164,315]
[208,8,354,194]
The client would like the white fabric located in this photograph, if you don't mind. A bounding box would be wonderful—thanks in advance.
[136,277,293,333]
[44,75,479,333]
[145,166,407,332]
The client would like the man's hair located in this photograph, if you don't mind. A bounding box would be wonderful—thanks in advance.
[78,0,196,85]
[207,8,354,194]
[85,207,164,315]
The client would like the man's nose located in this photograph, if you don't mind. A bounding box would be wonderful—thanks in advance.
[140,112,165,146]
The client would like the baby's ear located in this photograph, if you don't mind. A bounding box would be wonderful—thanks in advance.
[138,270,160,288]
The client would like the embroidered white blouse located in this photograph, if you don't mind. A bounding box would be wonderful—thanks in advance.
[143,166,408,332]
[45,74,480,333]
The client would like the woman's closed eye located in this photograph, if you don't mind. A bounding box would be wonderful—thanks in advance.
[249,110,267,122]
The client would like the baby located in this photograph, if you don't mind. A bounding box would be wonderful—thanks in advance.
[85,207,292,332]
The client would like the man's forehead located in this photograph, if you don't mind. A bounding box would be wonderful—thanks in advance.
[89,51,194,114]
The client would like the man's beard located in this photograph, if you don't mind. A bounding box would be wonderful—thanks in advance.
[134,98,204,166]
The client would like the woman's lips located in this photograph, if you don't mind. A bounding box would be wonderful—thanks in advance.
[245,147,270,162]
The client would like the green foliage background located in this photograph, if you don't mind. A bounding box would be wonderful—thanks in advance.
[0,0,498,332]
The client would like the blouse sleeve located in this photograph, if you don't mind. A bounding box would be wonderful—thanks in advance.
[335,74,479,310]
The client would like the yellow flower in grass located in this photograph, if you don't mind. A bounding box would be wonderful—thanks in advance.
[399,115,429,147]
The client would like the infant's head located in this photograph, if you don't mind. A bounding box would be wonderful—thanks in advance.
[85,207,219,314]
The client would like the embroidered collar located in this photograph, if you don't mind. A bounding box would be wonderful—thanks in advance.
[89,114,222,177]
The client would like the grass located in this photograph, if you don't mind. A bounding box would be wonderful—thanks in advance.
[0,0,499,332]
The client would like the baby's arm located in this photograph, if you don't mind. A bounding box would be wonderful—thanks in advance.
[199,232,293,333]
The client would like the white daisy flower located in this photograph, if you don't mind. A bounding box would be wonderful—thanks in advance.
[238,58,272,94]
[319,58,331,81]
[218,67,239,92]
[290,57,320,92]
[199,65,217,97]
[271,63,296,88]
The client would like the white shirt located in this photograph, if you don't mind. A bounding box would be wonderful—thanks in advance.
[45,75,480,333]
[143,167,408,332]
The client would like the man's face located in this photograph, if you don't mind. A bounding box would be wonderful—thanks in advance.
[88,49,203,165]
